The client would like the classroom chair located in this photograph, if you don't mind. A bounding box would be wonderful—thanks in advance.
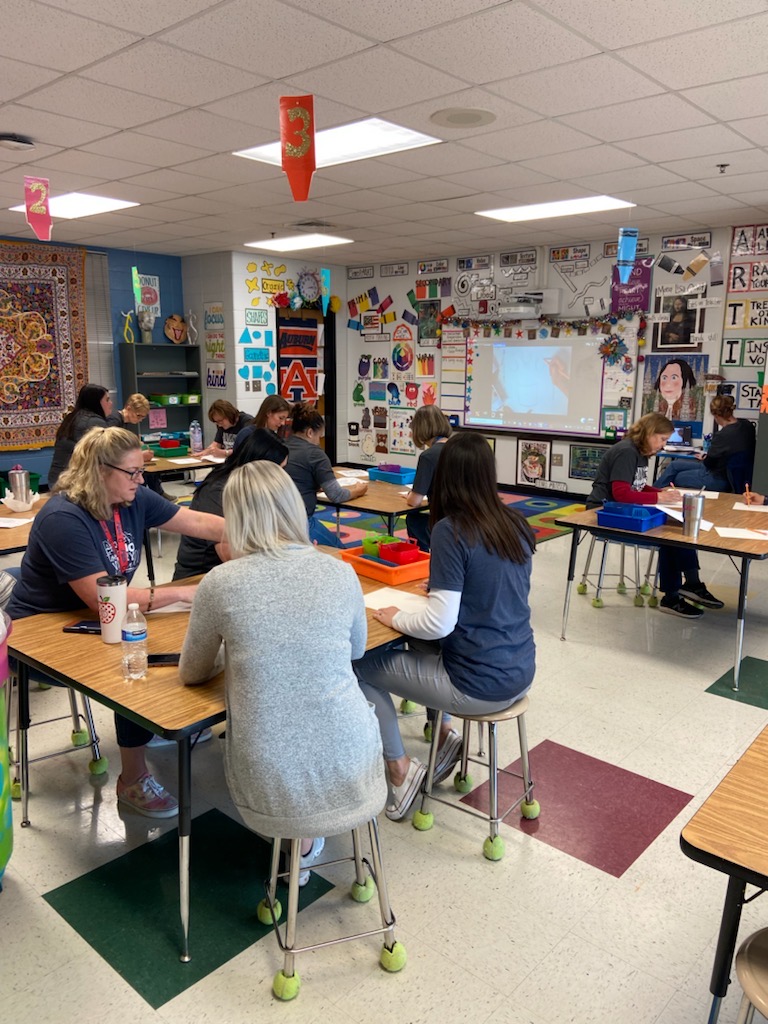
[577,536,659,608]
[257,816,406,1000]
[727,450,754,495]
[734,927,768,1023]
[412,698,540,861]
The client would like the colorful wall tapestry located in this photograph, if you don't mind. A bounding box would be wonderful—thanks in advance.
[0,241,87,450]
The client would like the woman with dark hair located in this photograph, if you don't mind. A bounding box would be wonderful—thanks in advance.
[48,383,115,487]
[656,394,755,491]
[232,395,292,451]
[653,359,698,420]
[198,399,254,457]
[284,402,367,547]
[353,431,537,821]
[660,296,694,348]
[173,428,289,580]
[405,405,452,552]
[587,412,723,618]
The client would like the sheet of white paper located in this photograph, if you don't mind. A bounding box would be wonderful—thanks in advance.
[202,455,226,464]
[364,587,429,614]
[147,602,192,614]
[341,469,368,478]
[655,506,713,530]
[337,476,363,487]
[716,527,768,540]
[733,502,768,512]
[678,488,719,499]
[0,517,33,528]
[168,457,203,465]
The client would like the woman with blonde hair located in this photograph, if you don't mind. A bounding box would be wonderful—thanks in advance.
[180,461,386,885]
[405,405,452,551]
[587,412,723,618]
[8,426,225,818]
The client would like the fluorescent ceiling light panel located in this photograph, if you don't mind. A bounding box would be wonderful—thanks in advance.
[9,192,139,218]
[234,117,440,168]
[476,195,635,222]
[244,233,354,252]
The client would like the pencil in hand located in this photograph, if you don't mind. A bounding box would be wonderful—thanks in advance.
[745,484,752,506]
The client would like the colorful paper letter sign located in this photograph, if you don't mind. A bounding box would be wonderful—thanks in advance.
[23,176,52,241]
[280,95,316,202]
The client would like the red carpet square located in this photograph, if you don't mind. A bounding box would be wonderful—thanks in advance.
[461,739,692,877]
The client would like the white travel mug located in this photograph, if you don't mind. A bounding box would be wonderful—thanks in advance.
[96,574,128,644]
[682,493,705,541]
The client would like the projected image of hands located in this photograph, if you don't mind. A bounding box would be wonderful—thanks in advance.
[493,346,572,416]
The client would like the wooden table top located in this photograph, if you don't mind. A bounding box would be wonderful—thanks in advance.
[8,553,421,733]
[143,455,212,475]
[556,493,768,559]
[328,469,420,516]
[681,725,768,881]
[0,493,49,555]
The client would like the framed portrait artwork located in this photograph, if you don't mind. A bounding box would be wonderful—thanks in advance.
[417,299,440,348]
[651,289,706,353]
[516,439,551,486]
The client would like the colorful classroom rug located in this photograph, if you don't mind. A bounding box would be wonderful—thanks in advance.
[0,241,87,450]
[316,491,585,548]
[43,808,332,1008]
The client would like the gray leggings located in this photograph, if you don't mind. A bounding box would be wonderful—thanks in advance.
[353,643,525,760]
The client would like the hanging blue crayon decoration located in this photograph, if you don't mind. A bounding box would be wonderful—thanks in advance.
[616,227,639,285]
[320,267,331,315]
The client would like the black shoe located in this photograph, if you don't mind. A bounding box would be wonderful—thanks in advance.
[659,595,704,618]
[678,583,724,609]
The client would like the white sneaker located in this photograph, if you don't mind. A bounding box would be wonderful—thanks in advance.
[298,837,326,886]
[147,727,213,748]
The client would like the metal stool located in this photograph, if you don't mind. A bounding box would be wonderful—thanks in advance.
[577,536,658,608]
[735,927,768,1023]
[413,697,540,861]
[257,817,406,1001]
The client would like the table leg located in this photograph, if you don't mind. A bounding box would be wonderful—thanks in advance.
[177,734,192,963]
[17,661,30,827]
[560,528,581,641]
[706,875,747,1024]
[732,558,750,692]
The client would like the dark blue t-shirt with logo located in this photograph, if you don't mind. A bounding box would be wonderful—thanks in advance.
[8,489,178,619]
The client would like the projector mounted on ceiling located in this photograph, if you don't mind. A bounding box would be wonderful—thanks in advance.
[498,292,544,317]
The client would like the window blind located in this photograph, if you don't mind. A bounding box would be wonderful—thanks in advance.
[85,250,116,394]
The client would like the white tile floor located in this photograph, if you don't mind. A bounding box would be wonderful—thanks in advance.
[3,489,768,1024]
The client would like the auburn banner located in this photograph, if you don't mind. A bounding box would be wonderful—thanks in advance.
[279,95,316,202]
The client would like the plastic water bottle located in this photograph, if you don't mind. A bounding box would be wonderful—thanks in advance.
[121,603,148,680]
[189,419,203,454]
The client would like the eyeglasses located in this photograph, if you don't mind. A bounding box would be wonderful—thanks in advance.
[104,463,145,482]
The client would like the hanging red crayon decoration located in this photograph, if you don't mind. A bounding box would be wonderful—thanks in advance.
[279,95,316,202]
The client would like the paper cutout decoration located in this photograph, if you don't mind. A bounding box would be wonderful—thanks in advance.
[616,227,639,285]
[24,176,52,241]
[320,267,331,315]
[280,95,316,202]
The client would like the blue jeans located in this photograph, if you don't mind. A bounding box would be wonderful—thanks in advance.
[655,459,728,492]
[308,513,342,548]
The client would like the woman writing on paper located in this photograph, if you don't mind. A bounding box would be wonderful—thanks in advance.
[587,412,723,618]
[354,431,536,822]
[8,427,225,819]
[405,405,452,552]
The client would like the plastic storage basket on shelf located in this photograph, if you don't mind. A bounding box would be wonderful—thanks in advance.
[596,503,667,532]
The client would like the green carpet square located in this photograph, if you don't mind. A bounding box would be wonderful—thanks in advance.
[43,808,333,1008]
[707,656,768,709]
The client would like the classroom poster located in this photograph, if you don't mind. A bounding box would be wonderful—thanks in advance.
[517,439,551,486]
[642,353,709,433]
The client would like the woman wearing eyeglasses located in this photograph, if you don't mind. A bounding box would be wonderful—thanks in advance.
[8,426,224,819]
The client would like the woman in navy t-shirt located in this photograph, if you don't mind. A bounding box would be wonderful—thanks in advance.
[354,432,536,822]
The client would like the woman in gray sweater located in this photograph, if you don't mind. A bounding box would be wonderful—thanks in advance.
[179,461,386,877]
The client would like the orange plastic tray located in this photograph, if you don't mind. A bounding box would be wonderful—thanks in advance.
[340,546,430,584]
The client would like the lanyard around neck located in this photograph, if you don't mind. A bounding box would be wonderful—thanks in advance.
[99,508,128,575]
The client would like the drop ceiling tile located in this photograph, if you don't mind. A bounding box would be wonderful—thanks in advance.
[285,48,468,112]
[487,54,663,116]
[660,148,768,180]
[730,115,768,147]
[260,199,355,222]
[151,196,237,218]
[81,41,267,106]
[204,82,364,133]
[376,179,481,203]
[0,0,139,72]
[616,182,720,205]
[442,165,554,192]
[286,0,504,41]
[530,0,767,47]
[324,189,412,212]
[120,168,225,195]
[683,73,768,121]
[560,95,714,143]
[697,172,768,196]
[463,121,598,162]
[618,13,768,90]
[41,0,218,31]
[84,181,180,204]
[159,0,371,77]
[421,213,490,231]
[433,192,526,214]
[490,183,599,206]
[331,210,401,231]
[378,142,504,176]
[81,132,214,166]
[521,145,644,179]
[0,57,61,103]
[616,124,749,163]
[0,167,106,193]
[728,191,768,208]
[650,195,751,215]
[0,104,115,147]
[169,154,283,187]
[574,165,685,193]
[0,144,62,167]
[320,161,423,190]
[17,77,182,130]
[134,110,264,153]
[35,149,155,180]
[383,86,540,140]
[201,182,299,208]
[392,5,597,84]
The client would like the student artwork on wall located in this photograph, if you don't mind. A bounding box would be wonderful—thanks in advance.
[372,405,388,430]
[360,431,376,462]
[569,445,606,481]
[352,380,365,406]
[420,381,437,405]
[642,353,709,433]
[357,353,372,379]
[417,299,441,348]
[517,439,551,486]
[387,380,404,407]
[348,421,360,448]
[368,381,387,403]
[390,411,415,455]
[375,431,389,454]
